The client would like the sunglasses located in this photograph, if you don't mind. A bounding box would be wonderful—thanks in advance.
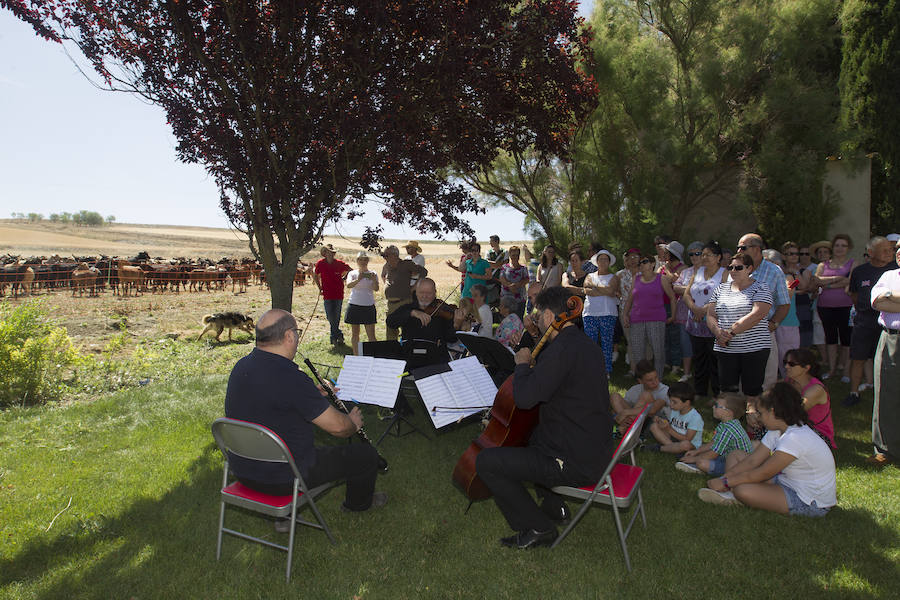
[688,251,702,257]
[736,245,749,251]
[799,251,810,256]
[726,265,746,271]
[639,258,652,265]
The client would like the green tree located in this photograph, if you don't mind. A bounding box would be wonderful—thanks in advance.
[106,215,116,224]
[839,0,900,234]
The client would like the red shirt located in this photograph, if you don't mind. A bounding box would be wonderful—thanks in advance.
[314,258,351,300]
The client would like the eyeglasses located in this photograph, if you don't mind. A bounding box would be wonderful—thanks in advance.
[726,265,746,271]
[639,258,652,264]
[688,251,702,257]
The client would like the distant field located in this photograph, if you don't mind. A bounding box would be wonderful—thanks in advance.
[0,220,530,353]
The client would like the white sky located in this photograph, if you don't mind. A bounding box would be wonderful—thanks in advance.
[0,2,592,242]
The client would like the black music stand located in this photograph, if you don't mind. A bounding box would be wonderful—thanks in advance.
[361,341,431,445]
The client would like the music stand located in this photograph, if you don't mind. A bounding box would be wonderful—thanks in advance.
[454,332,516,372]
[361,340,431,445]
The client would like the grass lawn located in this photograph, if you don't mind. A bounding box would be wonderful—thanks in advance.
[2,338,899,599]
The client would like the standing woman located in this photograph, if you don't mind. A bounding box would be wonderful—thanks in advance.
[660,241,687,377]
[673,242,704,382]
[706,252,773,406]
[345,251,379,354]
[783,348,836,449]
[814,234,855,380]
[615,248,641,365]
[498,246,530,319]
[794,244,816,348]
[776,244,803,376]
[537,245,563,289]
[564,249,590,296]
[683,241,728,400]
[583,250,619,374]
[622,253,676,377]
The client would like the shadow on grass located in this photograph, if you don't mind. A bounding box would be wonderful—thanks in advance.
[0,443,340,599]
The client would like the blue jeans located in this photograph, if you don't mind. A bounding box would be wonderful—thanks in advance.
[323,299,344,343]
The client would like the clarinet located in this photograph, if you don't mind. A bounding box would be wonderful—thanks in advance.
[304,358,389,473]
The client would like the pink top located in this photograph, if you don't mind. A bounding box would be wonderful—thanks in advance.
[630,273,667,323]
[817,259,854,308]
[802,377,836,448]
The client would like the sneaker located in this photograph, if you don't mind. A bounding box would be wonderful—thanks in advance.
[675,461,702,474]
[842,393,861,407]
[678,374,690,383]
[698,488,741,506]
[858,383,873,393]
[341,491,388,512]
[840,375,850,384]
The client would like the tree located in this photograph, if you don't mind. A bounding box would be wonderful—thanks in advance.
[839,0,900,235]
[7,0,597,310]
[106,215,116,224]
[470,0,843,254]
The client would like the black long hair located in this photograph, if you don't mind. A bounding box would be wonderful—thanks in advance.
[756,382,807,426]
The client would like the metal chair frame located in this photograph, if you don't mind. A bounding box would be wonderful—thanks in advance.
[550,405,650,571]
[211,417,337,582]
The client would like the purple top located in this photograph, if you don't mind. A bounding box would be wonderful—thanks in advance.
[630,273,667,323]
[818,259,854,308]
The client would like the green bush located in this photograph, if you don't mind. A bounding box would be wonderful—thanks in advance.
[0,300,80,408]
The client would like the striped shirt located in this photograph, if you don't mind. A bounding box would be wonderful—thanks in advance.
[711,280,773,353]
[710,419,753,456]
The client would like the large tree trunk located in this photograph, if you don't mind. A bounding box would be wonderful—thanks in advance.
[267,261,297,312]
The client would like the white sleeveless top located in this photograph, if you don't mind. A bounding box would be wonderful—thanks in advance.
[689,266,725,308]
[584,272,618,317]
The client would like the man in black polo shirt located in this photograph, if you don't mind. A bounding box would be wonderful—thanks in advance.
[476,286,614,549]
[224,309,385,517]
[845,236,899,406]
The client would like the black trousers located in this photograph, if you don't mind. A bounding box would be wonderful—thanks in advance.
[476,446,592,533]
[239,443,378,511]
[690,334,719,397]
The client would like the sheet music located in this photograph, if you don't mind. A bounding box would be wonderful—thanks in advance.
[416,356,497,429]
[335,355,405,408]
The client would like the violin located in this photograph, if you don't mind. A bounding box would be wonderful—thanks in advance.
[423,298,459,321]
[451,295,584,501]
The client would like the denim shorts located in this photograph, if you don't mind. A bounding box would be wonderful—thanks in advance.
[708,456,726,476]
[775,475,831,517]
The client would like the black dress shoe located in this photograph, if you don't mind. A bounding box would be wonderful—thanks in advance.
[500,528,557,549]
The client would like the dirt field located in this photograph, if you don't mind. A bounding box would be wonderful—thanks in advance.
[0,220,530,353]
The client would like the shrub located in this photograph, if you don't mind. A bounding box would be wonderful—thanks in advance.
[0,300,80,408]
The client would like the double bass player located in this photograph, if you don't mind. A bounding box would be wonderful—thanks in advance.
[475,286,615,549]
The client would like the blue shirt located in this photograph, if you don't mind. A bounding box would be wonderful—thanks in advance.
[669,407,704,448]
[462,257,491,299]
[750,258,790,319]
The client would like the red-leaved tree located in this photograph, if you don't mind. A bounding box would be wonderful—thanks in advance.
[5,0,597,310]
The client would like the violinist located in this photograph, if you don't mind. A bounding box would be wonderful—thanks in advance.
[475,286,614,549]
[385,278,466,348]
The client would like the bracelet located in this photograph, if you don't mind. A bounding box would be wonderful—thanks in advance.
[722,477,730,491]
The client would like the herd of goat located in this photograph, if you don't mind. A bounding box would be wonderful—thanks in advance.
[0,252,313,298]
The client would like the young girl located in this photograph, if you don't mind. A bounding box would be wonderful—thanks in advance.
[345,251,379,354]
[782,347,836,449]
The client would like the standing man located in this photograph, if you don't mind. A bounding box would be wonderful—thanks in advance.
[404,241,426,294]
[869,237,900,465]
[224,309,385,518]
[314,244,351,346]
[382,245,427,341]
[845,237,898,406]
[476,286,614,549]
[737,233,790,389]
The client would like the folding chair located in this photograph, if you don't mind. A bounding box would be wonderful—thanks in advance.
[211,418,337,582]
[550,405,650,571]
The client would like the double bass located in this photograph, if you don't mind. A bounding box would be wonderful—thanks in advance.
[451,295,583,500]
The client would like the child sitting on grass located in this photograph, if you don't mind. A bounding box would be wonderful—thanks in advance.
[676,392,753,474]
[610,359,670,427]
[645,382,703,453]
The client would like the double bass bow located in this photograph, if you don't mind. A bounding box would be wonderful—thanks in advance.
[451,295,583,501]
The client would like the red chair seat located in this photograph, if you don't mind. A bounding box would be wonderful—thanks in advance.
[222,481,304,508]
[578,464,643,499]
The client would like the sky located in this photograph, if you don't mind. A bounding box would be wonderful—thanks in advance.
[0,3,592,242]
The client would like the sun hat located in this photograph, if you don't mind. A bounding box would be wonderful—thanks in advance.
[356,251,369,260]
[591,249,616,268]
[404,240,422,253]
[665,241,684,262]
[320,243,336,256]
[808,240,832,256]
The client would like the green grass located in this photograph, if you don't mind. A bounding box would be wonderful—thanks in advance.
[1,340,899,599]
